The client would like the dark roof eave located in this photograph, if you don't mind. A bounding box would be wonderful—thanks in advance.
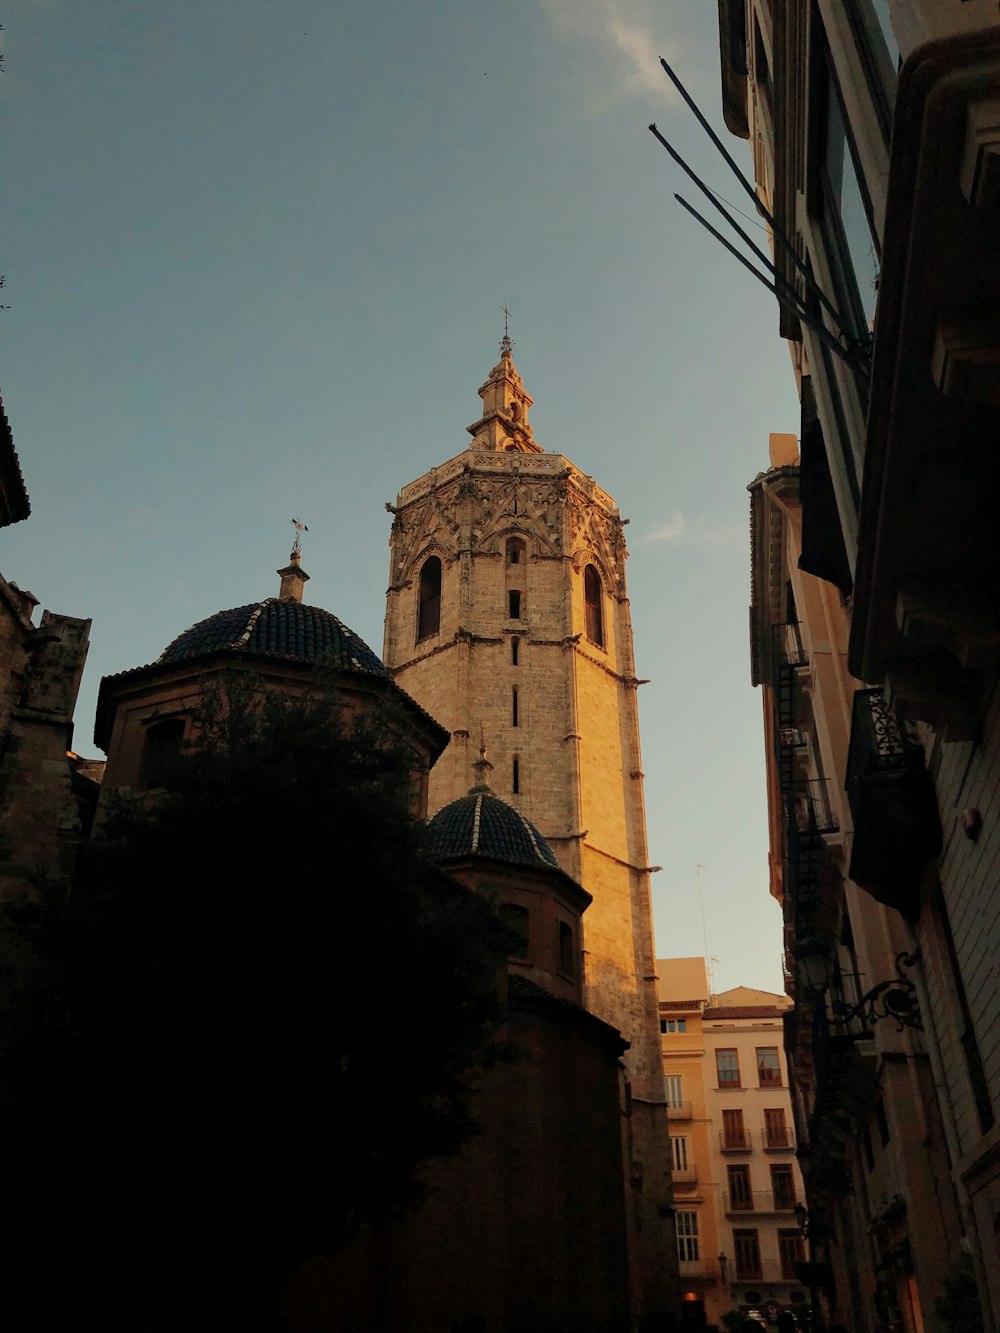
[429,848,592,910]
[94,646,449,754]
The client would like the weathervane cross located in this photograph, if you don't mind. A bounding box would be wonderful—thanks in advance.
[500,301,514,358]
[291,517,309,556]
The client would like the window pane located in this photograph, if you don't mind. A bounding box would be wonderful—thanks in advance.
[664,1075,683,1108]
[716,1049,741,1087]
[779,1230,805,1280]
[671,1136,689,1171]
[824,79,879,329]
[771,1164,796,1208]
[723,1108,747,1148]
[676,1211,700,1262]
[728,1165,753,1209]
[756,1047,781,1086]
[734,1229,762,1279]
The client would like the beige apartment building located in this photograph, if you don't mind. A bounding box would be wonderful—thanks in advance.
[660,959,806,1329]
[701,1,1000,1327]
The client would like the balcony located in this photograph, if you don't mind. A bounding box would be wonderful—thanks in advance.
[719,1129,752,1153]
[672,1165,698,1185]
[666,1101,692,1120]
[723,1189,799,1215]
[785,778,839,932]
[845,687,941,916]
[733,1260,803,1286]
[761,1127,795,1151]
[773,621,808,670]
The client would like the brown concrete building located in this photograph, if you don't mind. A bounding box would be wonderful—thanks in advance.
[0,394,93,900]
[709,2,1000,1327]
[93,544,641,1331]
[383,338,677,1321]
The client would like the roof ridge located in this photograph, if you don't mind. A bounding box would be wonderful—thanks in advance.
[235,600,270,647]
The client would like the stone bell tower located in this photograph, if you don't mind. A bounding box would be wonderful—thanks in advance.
[383,334,676,1319]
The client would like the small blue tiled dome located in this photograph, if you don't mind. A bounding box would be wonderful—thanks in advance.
[426,791,559,871]
[157,598,386,675]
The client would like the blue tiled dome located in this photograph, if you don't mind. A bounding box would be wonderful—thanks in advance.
[426,791,559,870]
[157,598,386,675]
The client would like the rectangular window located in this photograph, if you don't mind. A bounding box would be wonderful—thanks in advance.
[512,687,518,727]
[734,1229,762,1280]
[676,1211,700,1262]
[756,1047,781,1087]
[771,1163,796,1209]
[779,1230,805,1280]
[664,1075,683,1109]
[512,755,520,794]
[722,1108,747,1150]
[764,1107,789,1148]
[660,1018,688,1034]
[508,590,521,619]
[671,1136,689,1172]
[511,637,519,666]
[716,1048,741,1088]
[728,1164,753,1211]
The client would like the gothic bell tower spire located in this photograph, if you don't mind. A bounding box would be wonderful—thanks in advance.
[466,311,539,454]
[383,334,677,1319]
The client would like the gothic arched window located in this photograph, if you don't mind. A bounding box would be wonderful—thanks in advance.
[417,556,442,641]
[584,564,604,647]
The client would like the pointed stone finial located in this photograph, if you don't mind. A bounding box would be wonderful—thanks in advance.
[470,726,495,793]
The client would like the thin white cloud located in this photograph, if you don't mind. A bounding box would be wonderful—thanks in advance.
[642,513,746,548]
[644,511,685,542]
[538,0,678,105]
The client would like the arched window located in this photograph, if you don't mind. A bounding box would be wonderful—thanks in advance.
[584,564,604,647]
[417,556,442,641]
[141,717,186,787]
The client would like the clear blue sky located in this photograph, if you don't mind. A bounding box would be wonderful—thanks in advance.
[2,1,799,994]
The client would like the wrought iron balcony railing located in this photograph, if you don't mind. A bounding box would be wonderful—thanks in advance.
[724,1188,799,1214]
[845,687,911,826]
[790,778,839,836]
[719,1129,752,1152]
[761,1127,795,1151]
[845,687,942,915]
[772,621,808,669]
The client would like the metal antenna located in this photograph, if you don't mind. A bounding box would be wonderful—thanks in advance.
[673,194,870,377]
[648,123,818,331]
[291,517,309,556]
[655,57,846,331]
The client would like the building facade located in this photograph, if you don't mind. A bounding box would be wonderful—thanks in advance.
[383,339,676,1320]
[660,959,807,1330]
[714,3,1000,1327]
[0,394,93,902]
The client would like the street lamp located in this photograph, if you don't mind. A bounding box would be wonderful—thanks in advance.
[793,939,923,1031]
